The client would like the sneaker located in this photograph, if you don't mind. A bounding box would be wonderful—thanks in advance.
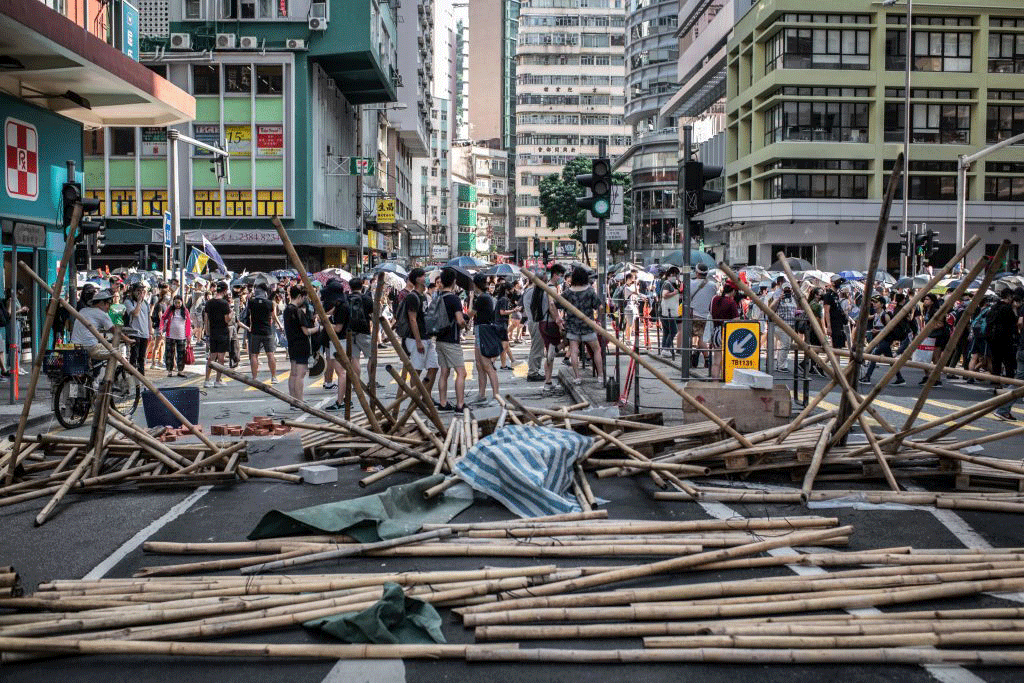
[177,372,187,378]
[214,380,226,387]
[167,372,174,378]
[542,383,558,395]
[859,375,871,384]
[437,403,453,412]
[17,367,28,376]
[572,377,583,386]
[324,401,344,412]
[323,382,337,390]
[526,373,545,382]
[892,377,906,386]
[933,380,942,387]
[203,379,214,388]
[918,377,928,385]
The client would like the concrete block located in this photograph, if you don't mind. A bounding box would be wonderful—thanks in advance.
[299,464,339,485]
[681,381,792,432]
[731,369,774,390]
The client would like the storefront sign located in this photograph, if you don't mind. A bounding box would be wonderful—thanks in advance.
[376,199,395,225]
[225,125,251,157]
[193,124,220,156]
[141,127,167,156]
[163,211,172,248]
[723,321,761,383]
[256,125,283,157]
[120,0,139,61]
[13,222,45,247]
[5,118,38,202]
[367,230,379,250]
[431,245,450,260]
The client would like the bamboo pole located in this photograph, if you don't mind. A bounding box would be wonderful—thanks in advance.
[22,265,220,452]
[800,418,835,499]
[385,365,442,433]
[33,449,96,527]
[87,329,123,478]
[432,419,459,475]
[420,510,608,530]
[367,272,385,403]
[379,318,445,431]
[776,255,900,491]
[6,204,82,485]
[588,425,665,488]
[208,362,428,464]
[269,216,386,431]
[899,240,1009,436]
[423,476,464,500]
[520,267,753,448]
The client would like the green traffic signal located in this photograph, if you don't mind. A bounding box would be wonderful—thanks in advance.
[575,157,612,219]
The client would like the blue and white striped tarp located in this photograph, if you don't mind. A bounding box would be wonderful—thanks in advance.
[453,425,593,518]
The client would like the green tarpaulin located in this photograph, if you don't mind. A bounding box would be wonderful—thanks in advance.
[247,475,473,543]
[304,582,445,644]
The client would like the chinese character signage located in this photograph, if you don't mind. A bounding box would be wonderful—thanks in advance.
[193,124,220,156]
[376,198,395,225]
[141,127,167,156]
[256,125,283,157]
[225,125,251,157]
[121,0,139,61]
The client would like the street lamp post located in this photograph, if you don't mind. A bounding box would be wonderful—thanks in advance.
[883,0,913,277]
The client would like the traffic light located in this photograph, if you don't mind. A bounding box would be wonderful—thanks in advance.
[81,217,105,253]
[210,155,227,181]
[575,157,612,220]
[61,182,101,229]
[683,161,723,217]
[925,228,940,258]
[541,247,550,265]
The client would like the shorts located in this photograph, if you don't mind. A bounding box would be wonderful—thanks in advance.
[565,331,598,343]
[436,341,464,369]
[248,333,276,354]
[209,334,230,354]
[349,333,372,362]
[497,324,509,343]
[288,345,310,365]
[404,337,439,371]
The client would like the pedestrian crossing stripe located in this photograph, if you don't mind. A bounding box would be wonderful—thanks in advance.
[818,399,983,432]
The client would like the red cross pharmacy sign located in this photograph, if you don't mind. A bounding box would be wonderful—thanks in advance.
[5,118,38,202]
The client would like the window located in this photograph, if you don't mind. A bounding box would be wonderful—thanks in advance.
[109,189,136,216]
[225,64,252,94]
[989,33,1024,73]
[256,190,284,216]
[194,190,221,216]
[110,128,136,156]
[987,104,1024,143]
[225,190,252,216]
[764,101,869,144]
[184,0,201,19]
[766,28,870,71]
[764,174,869,199]
[900,176,958,200]
[884,103,971,144]
[84,190,104,215]
[85,130,104,156]
[886,26,972,72]
[768,159,870,170]
[256,65,283,94]
[193,65,219,95]
[140,190,168,216]
[985,176,1024,201]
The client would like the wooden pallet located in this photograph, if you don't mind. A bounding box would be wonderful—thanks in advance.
[955,462,1024,493]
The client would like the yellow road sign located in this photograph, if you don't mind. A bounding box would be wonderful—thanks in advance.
[723,320,761,383]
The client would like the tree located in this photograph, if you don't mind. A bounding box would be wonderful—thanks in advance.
[538,156,631,246]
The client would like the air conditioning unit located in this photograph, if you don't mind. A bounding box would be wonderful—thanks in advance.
[308,16,328,31]
[215,33,236,49]
[169,33,191,50]
[286,38,306,49]
[239,36,258,50]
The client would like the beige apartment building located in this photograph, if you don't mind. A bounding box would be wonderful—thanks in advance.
[514,0,632,258]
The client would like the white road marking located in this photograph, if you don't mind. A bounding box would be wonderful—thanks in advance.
[320,658,405,683]
[205,398,275,405]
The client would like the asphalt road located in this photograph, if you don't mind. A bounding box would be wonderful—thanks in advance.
[2,341,1024,683]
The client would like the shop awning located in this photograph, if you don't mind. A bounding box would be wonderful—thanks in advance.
[0,0,194,127]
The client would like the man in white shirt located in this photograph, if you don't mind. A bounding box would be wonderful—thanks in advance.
[685,263,716,367]
[71,289,116,359]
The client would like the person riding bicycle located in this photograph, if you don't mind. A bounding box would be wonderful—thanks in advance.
[70,288,115,359]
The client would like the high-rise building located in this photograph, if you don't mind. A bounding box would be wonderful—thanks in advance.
[452,142,510,256]
[513,0,632,258]
[709,0,1024,271]
[618,0,679,263]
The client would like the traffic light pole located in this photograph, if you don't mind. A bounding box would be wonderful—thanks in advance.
[680,125,693,381]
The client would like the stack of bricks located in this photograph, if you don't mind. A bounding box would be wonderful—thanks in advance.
[213,416,294,438]
[158,425,204,443]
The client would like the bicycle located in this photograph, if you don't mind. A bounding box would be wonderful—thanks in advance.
[45,340,141,429]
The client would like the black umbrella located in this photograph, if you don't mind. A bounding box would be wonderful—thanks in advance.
[769,257,814,272]
[442,265,474,290]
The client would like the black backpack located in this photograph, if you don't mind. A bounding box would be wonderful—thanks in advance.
[347,293,371,334]
[394,292,414,339]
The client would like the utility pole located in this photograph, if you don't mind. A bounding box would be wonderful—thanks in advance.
[679,125,693,380]
[356,105,364,274]
[598,138,607,302]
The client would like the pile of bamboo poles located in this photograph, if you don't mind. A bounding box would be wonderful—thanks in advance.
[0,568,21,598]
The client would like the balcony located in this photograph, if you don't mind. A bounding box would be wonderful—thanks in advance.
[307,0,398,103]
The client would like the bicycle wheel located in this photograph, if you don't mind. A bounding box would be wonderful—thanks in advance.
[53,376,92,429]
[110,366,141,417]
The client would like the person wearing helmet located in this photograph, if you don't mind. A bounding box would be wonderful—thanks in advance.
[70,289,116,360]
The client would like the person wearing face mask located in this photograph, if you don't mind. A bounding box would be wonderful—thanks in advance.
[860,294,904,386]
[160,295,192,377]
[660,267,680,359]
[539,263,567,395]
[769,283,797,371]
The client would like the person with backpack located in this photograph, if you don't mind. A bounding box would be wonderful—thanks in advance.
[919,293,948,386]
[686,262,716,367]
[660,267,680,359]
[468,273,501,406]
[522,273,547,382]
[393,268,439,396]
[987,288,1018,394]
[860,295,905,385]
[343,277,374,387]
[435,268,468,412]
[539,264,567,394]
[243,284,278,382]
[149,283,169,371]
[283,285,321,404]
[968,295,995,379]
[995,288,1024,420]
[562,267,605,386]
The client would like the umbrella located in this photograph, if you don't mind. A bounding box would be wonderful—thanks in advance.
[442,264,474,290]
[662,250,718,270]
[86,277,109,288]
[270,269,297,279]
[609,262,635,275]
[312,268,353,284]
[874,270,897,286]
[839,270,865,281]
[738,265,771,283]
[240,272,279,288]
[446,256,489,269]
[799,269,832,284]
[482,263,519,277]
[375,262,408,277]
[894,275,932,290]
[769,257,814,272]
[377,271,404,289]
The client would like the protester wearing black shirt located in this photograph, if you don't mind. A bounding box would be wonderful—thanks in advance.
[283,285,320,404]
[996,288,1024,420]
[823,276,849,349]
[244,285,277,381]
[203,282,232,387]
[469,273,500,405]
[435,268,468,411]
